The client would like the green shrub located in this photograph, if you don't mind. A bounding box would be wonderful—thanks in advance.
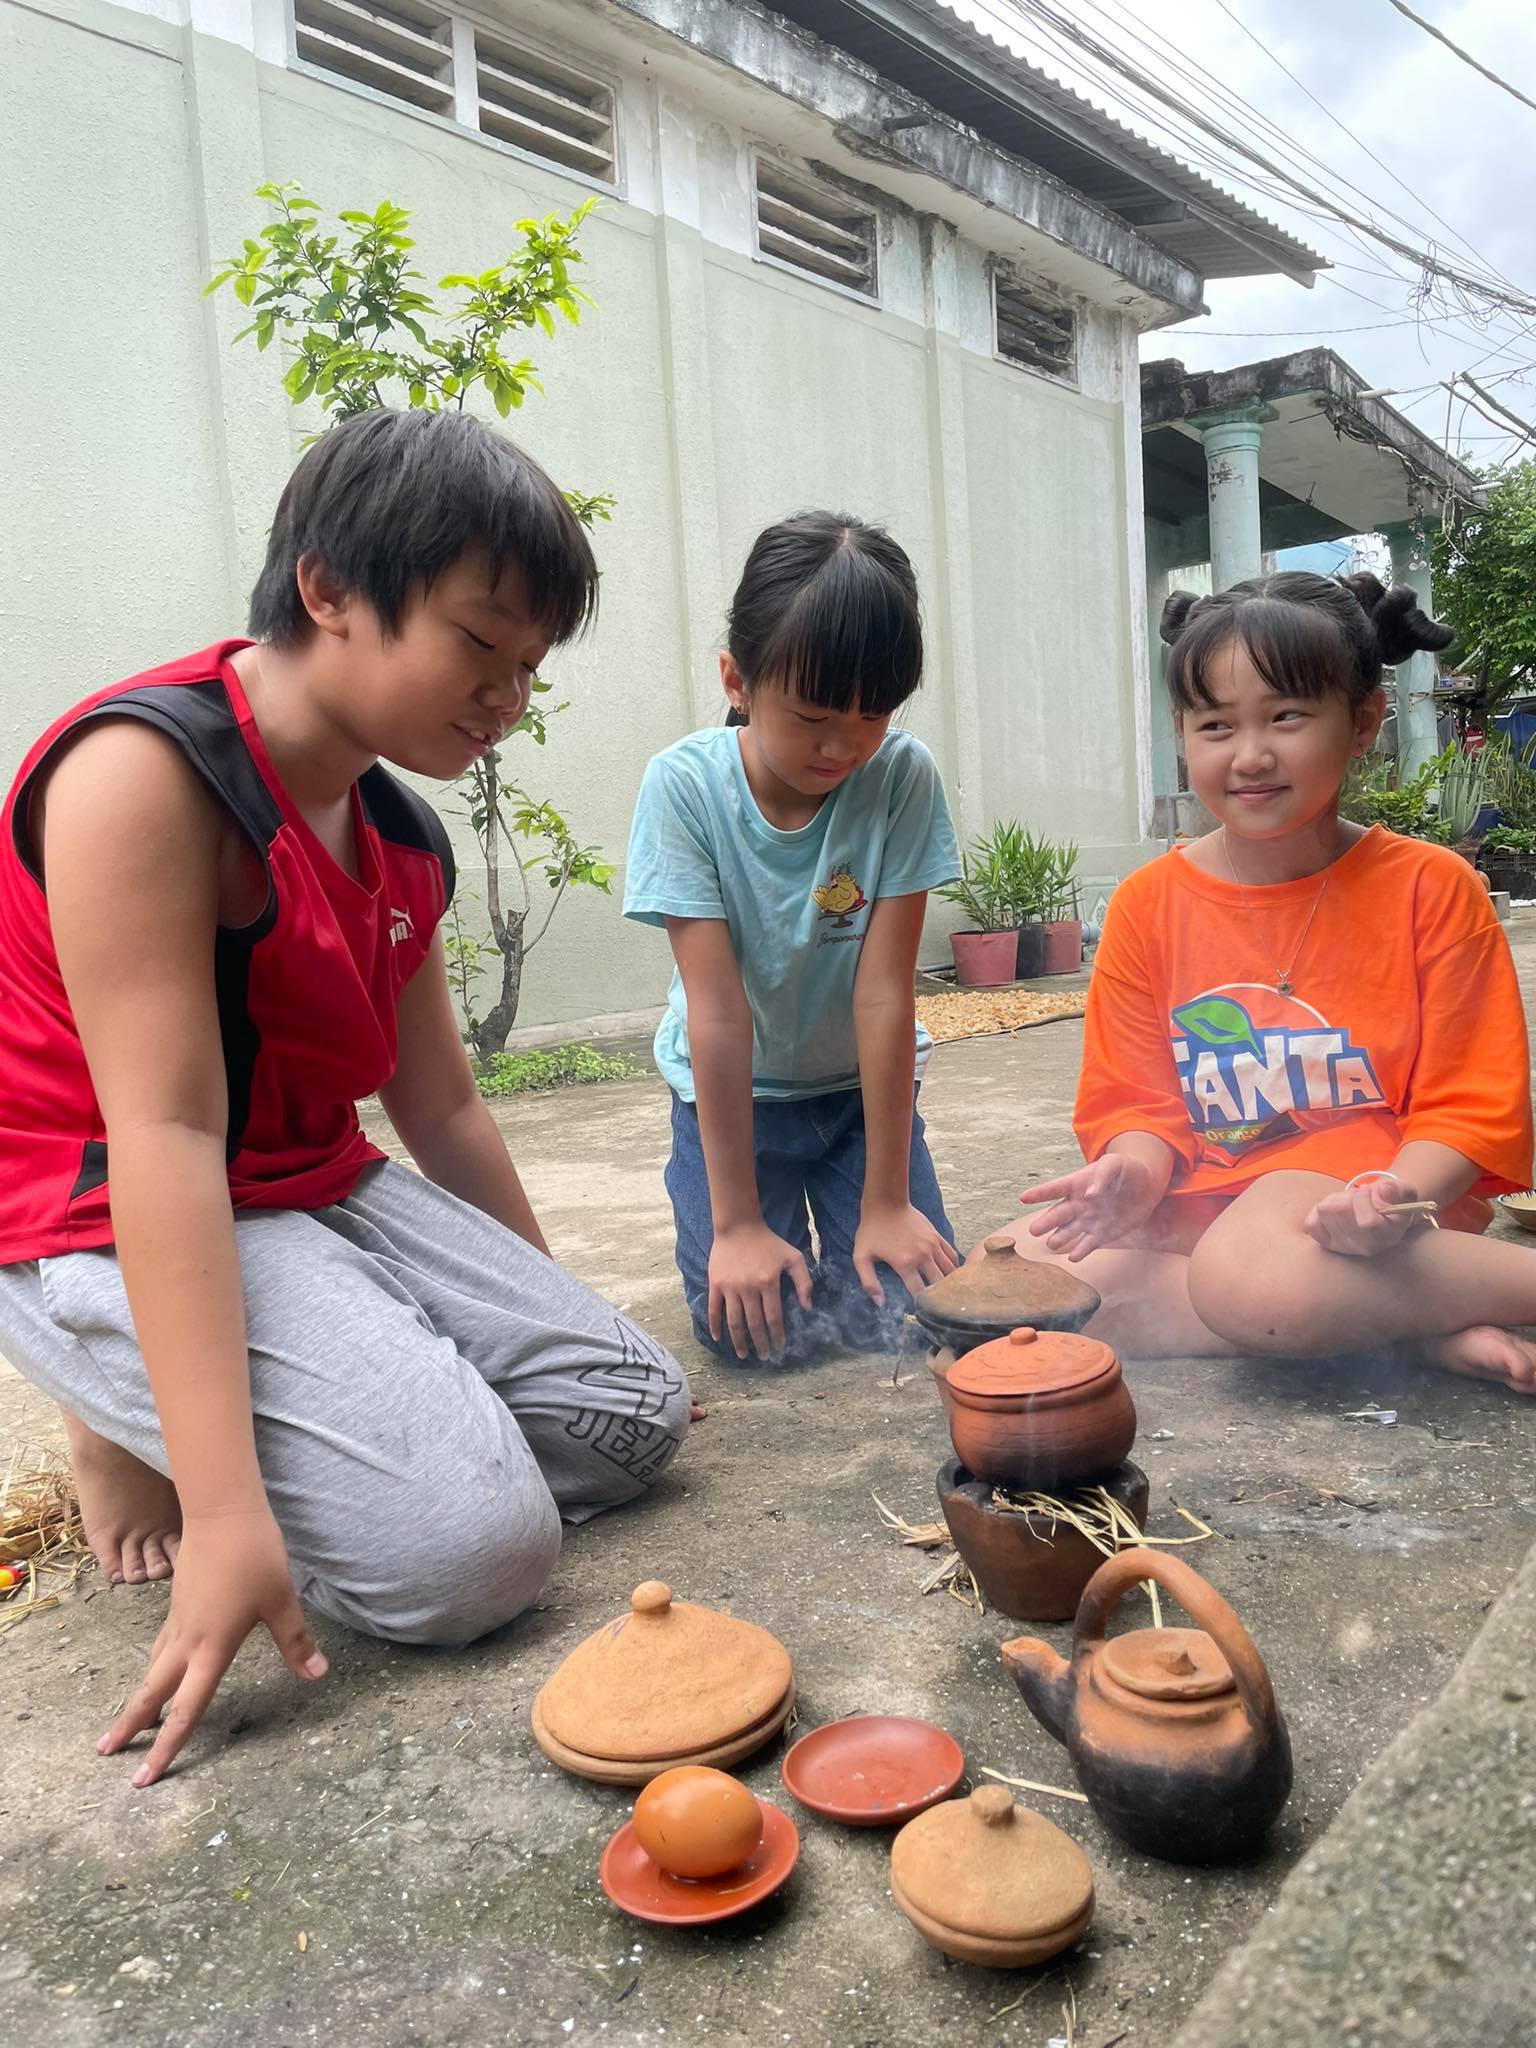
[476,1042,642,1096]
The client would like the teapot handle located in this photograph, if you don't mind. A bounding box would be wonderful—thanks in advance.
[1071,1548,1280,1740]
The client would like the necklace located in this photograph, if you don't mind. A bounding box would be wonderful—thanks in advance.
[1220,832,1331,998]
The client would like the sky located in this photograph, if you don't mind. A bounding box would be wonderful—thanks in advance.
[941,0,1536,471]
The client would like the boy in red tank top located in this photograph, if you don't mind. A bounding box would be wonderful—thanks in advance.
[0,410,691,1786]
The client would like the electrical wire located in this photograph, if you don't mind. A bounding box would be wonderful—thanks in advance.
[1205,0,1507,282]
[1387,0,1536,119]
[990,0,1536,316]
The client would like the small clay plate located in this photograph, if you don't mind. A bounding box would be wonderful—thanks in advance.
[780,1715,965,1827]
[599,1799,799,1927]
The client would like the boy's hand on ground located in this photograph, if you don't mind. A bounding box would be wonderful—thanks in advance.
[1021,1155,1162,1260]
[708,1224,814,1361]
[1303,1180,1422,1258]
[97,1505,327,1786]
[852,1204,959,1305]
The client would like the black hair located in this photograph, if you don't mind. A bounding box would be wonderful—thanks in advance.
[723,511,923,725]
[248,409,599,648]
[1160,569,1453,714]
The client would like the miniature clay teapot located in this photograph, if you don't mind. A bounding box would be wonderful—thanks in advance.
[934,1324,1136,1491]
[910,1233,1100,1353]
[1000,1548,1292,1863]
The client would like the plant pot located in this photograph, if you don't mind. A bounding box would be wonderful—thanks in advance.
[1041,919,1083,974]
[950,929,1018,988]
[1014,922,1046,979]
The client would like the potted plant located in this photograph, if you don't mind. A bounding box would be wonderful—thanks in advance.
[938,842,1019,987]
[1038,839,1084,974]
[982,819,1049,978]
[1481,826,1536,898]
[1433,748,1492,863]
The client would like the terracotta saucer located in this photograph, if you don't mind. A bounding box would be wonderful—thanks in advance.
[531,1682,796,1787]
[599,1799,800,1926]
[780,1715,965,1826]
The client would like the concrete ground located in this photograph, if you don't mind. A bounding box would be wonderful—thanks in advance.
[3,932,1535,2048]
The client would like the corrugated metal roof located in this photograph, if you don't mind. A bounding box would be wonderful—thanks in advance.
[762,0,1326,284]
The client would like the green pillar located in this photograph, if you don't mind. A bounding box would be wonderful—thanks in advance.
[1190,403,1277,591]
[1143,517,1182,812]
[1381,521,1442,777]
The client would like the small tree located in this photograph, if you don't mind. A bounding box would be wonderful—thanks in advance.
[1431,461,1536,713]
[207,182,615,1057]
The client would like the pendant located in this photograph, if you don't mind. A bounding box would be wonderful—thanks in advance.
[1277,977,1293,997]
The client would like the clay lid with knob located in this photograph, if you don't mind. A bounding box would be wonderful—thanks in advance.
[890,1785,1095,1944]
[913,1234,1100,1336]
[1101,1627,1236,1702]
[945,1322,1121,1401]
[537,1582,794,1764]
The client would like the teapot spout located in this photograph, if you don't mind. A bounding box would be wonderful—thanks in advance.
[999,1635,1073,1745]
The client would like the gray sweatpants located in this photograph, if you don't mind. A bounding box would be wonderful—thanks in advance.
[0,1162,690,1646]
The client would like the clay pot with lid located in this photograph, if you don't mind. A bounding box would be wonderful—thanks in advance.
[531,1581,795,1786]
[935,1324,1136,1492]
[1000,1548,1293,1864]
[911,1233,1100,1354]
[890,1784,1095,1967]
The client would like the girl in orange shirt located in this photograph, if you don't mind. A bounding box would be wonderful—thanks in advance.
[996,570,1536,1393]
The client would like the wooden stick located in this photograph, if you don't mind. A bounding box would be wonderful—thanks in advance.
[1380,1199,1439,1217]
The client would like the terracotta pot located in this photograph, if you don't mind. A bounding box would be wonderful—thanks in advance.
[937,1457,1149,1621]
[889,1784,1095,1968]
[531,1581,795,1784]
[1041,918,1083,974]
[935,1325,1136,1492]
[950,928,1018,988]
[1014,922,1046,979]
[910,1233,1101,1352]
[1000,1548,1293,1864]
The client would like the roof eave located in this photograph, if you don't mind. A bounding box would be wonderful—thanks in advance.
[604,0,1207,317]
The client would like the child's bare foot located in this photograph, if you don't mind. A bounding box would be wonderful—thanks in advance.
[1427,1325,1536,1393]
[61,1412,182,1583]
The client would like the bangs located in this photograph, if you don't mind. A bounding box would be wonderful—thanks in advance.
[1166,596,1354,713]
[754,545,923,716]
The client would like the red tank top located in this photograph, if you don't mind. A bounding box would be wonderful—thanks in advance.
[0,641,454,1262]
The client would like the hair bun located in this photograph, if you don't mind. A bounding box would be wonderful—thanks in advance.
[1340,571,1455,663]
[1160,589,1203,646]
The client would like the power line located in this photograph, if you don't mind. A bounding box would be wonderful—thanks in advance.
[1206,0,1505,282]
[1000,0,1536,317]
[954,0,1536,374]
[1387,0,1536,118]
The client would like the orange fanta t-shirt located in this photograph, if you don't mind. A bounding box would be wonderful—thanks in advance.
[1076,827,1532,1201]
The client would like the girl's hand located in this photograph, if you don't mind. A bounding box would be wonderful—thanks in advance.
[709,1223,814,1360]
[853,1203,959,1304]
[1021,1154,1164,1260]
[97,1506,327,1786]
[1303,1179,1424,1258]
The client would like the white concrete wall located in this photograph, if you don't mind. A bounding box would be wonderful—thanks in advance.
[1,0,1159,1030]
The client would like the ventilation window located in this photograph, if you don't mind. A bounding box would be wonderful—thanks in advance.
[754,164,878,300]
[292,0,455,114]
[994,272,1077,382]
[474,35,616,183]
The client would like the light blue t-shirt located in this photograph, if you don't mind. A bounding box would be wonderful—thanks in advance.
[623,726,960,1101]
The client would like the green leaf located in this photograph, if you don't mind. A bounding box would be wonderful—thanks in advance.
[408,381,427,406]
[1171,999,1262,1058]
[233,273,256,306]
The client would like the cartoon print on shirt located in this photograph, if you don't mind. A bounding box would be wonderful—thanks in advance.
[1171,984,1386,1167]
[811,863,868,929]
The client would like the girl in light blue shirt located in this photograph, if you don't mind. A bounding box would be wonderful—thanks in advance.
[625,513,961,1363]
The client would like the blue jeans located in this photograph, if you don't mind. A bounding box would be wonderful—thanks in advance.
[664,1085,954,1363]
